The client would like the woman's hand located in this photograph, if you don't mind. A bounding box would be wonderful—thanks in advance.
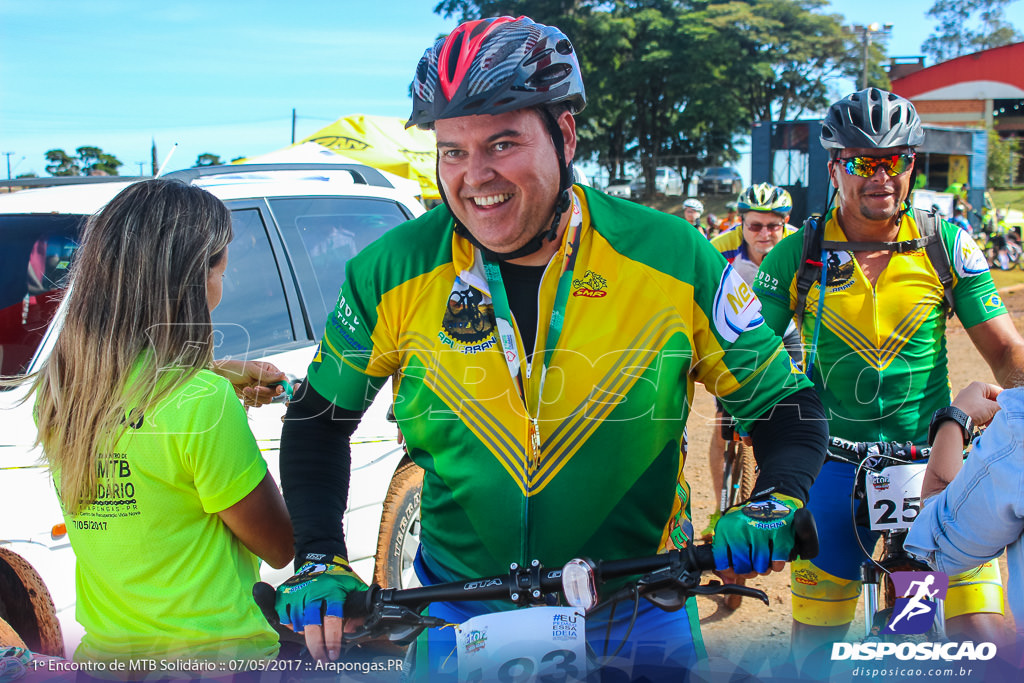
[212,359,288,407]
[952,381,1002,428]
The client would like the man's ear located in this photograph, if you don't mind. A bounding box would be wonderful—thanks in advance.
[557,110,577,162]
[827,160,839,190]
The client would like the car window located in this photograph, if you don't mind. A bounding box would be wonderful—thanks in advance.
[0,214,83,377]
[213,208,295,358]
[270,196,412,332]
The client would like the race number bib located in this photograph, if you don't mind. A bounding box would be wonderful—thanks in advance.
[455,606,586,682]
[865,464,927,531]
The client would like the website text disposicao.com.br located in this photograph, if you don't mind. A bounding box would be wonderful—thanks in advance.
[834,640,997,678]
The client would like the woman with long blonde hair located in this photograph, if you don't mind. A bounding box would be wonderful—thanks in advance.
[27,179,293,665]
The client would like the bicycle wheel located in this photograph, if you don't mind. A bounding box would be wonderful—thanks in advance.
[373,459,423,589]
[737,443,757,503]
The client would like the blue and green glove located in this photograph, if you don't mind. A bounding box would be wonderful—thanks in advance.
[276,553,368,632]
[711,492,802,575]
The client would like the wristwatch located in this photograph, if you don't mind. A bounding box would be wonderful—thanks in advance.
[928,406,974,447]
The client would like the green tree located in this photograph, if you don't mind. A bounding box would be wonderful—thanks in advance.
[45,149,81,176]
[195,153,223,167]
[923,0,1023,64]
[76,146,122,175]
[44,147,122,176]
[988,128,1021,188]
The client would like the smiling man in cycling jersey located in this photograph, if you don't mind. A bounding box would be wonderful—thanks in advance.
[274,16,826,678]
[753,87,1024,658]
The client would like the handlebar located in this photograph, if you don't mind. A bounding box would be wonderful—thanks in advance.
[825,436,929,469]
[254,509,818,647]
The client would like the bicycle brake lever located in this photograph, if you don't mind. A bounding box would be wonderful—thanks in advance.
[344,605,447,647]
[691,583,769,606]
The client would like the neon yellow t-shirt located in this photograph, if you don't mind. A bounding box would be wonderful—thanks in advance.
[56,366,277,664]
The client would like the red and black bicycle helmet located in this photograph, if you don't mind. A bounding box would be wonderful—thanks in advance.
[409,16,587,261]
[407,16,586,129]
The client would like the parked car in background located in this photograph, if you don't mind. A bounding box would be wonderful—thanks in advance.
[630,167,684,198]
[605,177,633,198]
[698,166,744,195]
[0,163,426,656]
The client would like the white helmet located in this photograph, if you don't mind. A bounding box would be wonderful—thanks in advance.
[682,198,704,213]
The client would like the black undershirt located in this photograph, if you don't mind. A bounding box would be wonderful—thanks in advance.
[498,260,546,357]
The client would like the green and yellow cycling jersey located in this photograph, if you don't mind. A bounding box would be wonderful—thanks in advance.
[754,205,1005,444]
[307,185,808,584]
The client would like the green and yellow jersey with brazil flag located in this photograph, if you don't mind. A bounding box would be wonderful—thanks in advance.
[307,184,809,584]
[753,205,1005,445]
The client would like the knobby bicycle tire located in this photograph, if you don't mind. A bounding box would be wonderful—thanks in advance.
[373,459,424,589]
[0,547,64,657]
[722,441,758,610]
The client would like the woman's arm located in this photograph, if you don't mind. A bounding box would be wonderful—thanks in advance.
[218,471,294,569]
[921,381,1001,500]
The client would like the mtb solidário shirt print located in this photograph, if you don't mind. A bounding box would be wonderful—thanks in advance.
[52,363,278,664]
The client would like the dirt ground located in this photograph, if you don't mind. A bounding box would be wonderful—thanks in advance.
[688,284,1024,670]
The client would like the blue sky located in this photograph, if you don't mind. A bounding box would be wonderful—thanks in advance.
[1,1,1021,179]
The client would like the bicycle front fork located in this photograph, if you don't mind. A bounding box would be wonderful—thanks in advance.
[860,561,947,640]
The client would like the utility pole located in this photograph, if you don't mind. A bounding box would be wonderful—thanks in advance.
[3,152,13,180]
[852,23,893,90]
[292,108,297,144]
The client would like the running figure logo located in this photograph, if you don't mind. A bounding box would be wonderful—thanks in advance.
[885,571,949,635]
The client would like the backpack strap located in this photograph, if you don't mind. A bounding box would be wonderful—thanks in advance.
[793,208,956,326]
[915,207,956,319]
[793,215,824,332]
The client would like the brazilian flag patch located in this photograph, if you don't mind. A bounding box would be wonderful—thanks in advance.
[311,342,323,368]
[983,293,1003,313]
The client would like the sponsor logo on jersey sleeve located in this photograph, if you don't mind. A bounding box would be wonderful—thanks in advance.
[953,230,989,277]
[713,266,764,343]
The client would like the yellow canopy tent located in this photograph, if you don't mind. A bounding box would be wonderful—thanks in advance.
[300,114,439,200]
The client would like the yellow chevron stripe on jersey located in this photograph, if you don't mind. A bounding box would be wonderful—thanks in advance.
[532,311,689,493]
[400,331,531,491]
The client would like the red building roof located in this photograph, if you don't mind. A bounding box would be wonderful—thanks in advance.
[891,42,1024,100]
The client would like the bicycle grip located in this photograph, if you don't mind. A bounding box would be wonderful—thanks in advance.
[790,508,819,561]
[343,585,375,619]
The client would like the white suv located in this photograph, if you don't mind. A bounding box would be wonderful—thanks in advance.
[0,163,425,657]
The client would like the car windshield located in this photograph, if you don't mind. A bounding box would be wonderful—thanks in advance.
[0,214,85,378]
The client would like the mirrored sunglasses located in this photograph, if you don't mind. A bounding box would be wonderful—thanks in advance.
[839,153,915,178]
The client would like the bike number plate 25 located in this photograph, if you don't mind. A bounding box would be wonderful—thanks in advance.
[455,606,586,683]
[865,463,927,531]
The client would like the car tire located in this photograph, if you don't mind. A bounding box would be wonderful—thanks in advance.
[373,459,423,589]
[0,547,64,657]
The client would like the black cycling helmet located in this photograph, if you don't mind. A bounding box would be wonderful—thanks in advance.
[408,16,587,261]
[820,87,924,150]
[407,16,586,129]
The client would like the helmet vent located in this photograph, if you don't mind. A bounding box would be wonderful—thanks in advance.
[445,34,465,82]
[529,63,571,88]
[555,38,573,55]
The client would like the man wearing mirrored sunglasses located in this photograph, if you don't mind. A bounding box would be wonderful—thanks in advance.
[753,87,1024,661]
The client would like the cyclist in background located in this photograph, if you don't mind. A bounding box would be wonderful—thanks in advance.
[717,201,741,233]
[949,203,972,233]
[701,183,800,539]
[753,87,1024,657]
[274,15,827,679]
[682,197,706,236]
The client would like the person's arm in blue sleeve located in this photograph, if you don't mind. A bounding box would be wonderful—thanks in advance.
[907,387,1024,575]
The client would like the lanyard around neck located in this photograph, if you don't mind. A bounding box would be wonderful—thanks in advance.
[481,199,583,464]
